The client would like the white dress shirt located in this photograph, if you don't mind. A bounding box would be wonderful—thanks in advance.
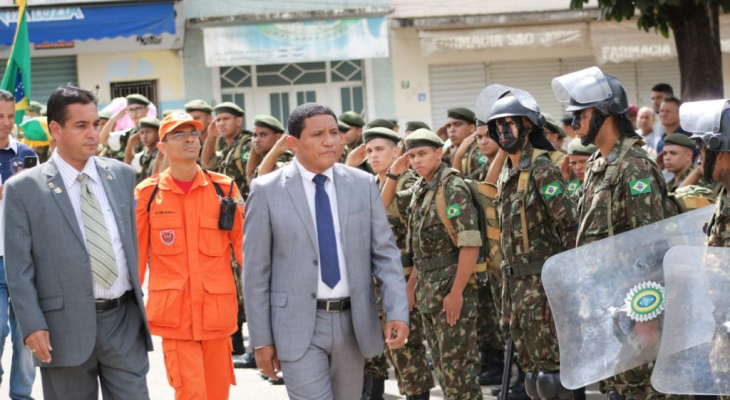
[53,152,132,299]
[295,159,350,299]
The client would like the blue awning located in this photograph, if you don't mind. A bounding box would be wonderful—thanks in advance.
[0,2,175,46]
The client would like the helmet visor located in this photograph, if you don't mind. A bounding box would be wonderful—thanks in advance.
[552,66,613,105]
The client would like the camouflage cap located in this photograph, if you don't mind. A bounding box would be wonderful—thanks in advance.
[363,127,399,145]
[663,133,695,150]
[405,121,430,132]
[339,111,365,127]
[214,102,244,117]
[337,120,351,133]
[126,94,151,106]
[98,109,113,120]
[368,118,395,130]
[543,112,567,138]
[28,100,43,112]
[447,107,476,123]
[184,99,213,114]
[405,128,444,150]
[567,138,598,156]
[138,116,161,130]
[253,114,285,133]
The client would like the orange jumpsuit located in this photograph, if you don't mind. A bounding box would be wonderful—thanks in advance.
[135,167,244,400]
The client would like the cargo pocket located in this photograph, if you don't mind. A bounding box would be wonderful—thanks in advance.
[146,279,185,328]
[162,340,182,389]
[199,216,227,257]
[202,279,237,331]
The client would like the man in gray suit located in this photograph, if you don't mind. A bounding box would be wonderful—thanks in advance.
[244,103,410,399]
[3,85,152,399]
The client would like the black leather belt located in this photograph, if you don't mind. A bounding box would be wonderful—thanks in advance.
[95,291,132,313]
[316,298,351,312]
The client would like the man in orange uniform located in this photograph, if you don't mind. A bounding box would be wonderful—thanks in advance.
[135,112,244,400]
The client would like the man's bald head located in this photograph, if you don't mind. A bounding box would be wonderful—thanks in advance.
[637,106,655,135]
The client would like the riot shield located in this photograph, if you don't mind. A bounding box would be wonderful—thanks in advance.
[542,206,714,390]
[652,245,730,395]
[680,99,730,135]
[551,66,613,106]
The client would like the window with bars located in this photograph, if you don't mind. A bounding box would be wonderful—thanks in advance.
[110,80,158,106]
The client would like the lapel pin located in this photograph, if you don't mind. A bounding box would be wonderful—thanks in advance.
[48,182,55,189]
[54,188,63,194]
[107,175,113,180]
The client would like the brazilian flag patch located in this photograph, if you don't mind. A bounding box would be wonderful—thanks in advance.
[541,181,562,199]
[446,204,461,219]
[241,151,250,162]
[567,179,580,195]
[478,155,488,165]
[629,178,651,195]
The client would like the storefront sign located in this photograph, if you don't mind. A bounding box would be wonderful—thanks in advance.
[204,17,389,67]
[591,21,677,64]
[419,23,586,55]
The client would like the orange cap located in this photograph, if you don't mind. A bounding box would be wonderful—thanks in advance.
[159,112,204,141]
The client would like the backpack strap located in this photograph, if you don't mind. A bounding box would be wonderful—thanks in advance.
[603,137,640,237]
[514,149,547,251]
[233,134,252,176]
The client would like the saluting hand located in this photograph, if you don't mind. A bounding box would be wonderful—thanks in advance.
[560,155,571,183]
[25,329,52,363]
[345,144,367,167]
[389,154,410,176]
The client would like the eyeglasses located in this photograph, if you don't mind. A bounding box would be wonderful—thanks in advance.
[168,131,201,140]
[127,106,146,113]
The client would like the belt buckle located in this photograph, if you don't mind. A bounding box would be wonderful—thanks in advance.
[326,300,336,312]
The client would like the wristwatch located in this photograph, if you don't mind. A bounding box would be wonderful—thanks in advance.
[386,167,401,181]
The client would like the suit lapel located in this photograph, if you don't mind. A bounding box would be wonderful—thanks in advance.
[333,164,351,234]
[284,163,318,250]
[45,161,85,247]
[94,157,126,238]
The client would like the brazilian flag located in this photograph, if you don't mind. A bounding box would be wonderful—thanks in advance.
[1,0,30,124]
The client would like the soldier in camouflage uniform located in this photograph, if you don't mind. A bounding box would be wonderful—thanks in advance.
[553,67,677,400]
[485,88,578,400]
[339,111,366,164]
[445,108,477,169]
[382,129,483,400]
[124,116,160,185]
[100,94,151,161]
[248,115,293,180]
[560,139,598,198]
[361,127,434,400]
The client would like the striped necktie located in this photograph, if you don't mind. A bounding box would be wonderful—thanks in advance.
[77,173,118,289]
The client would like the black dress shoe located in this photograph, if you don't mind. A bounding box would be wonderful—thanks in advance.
[269,372,285,385]
[478,369,503,386]
[233,352,257,369]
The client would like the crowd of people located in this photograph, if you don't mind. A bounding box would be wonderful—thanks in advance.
[0,65,726,400]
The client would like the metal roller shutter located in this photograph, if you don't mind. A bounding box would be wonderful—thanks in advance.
[0,56,78,105]
[429,63,488,129]
[489,59,564,119]
[637,60,680,106]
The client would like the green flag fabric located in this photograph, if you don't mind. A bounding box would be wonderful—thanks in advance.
[1,0,30,124]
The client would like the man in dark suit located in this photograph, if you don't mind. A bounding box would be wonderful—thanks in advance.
[3,85,152,399]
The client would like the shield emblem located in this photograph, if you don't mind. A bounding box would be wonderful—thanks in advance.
[160,230,175,246]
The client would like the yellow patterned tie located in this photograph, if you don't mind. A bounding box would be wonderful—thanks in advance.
[77,173,118,289]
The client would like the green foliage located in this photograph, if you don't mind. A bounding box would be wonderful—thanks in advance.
[570,0,730,38]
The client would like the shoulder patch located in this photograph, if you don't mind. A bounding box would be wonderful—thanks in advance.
[541,181,563,199]
[446,204,461,219]
[630,178,651,195]
[567,179,580,195]
[241,151,250,162]
[478,154,488,165]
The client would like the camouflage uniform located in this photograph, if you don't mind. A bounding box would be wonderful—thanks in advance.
[461,141,488,177]
[216,132,253,201]
[396,162,483,400]
[705,188,730,247]
[376,170,435,396]
[576,136,678,400]
[135,148,158,185]
[251,150,294,180]
[666,166,718,194]
[495,143,578,374]
[103,127,135,161]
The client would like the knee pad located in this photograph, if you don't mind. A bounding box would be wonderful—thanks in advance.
[525,372,539,400]
[536,371,571,400]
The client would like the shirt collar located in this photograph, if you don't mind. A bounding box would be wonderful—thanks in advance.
[53,151,99,187]
[295,158,334,185]
[0,135,18,153]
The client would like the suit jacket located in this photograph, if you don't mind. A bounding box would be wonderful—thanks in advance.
[243,161,409,362]
[3,157,152,367]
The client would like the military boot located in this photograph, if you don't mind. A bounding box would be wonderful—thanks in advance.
[406,392,430,400]
[536,371,571,400]
[478,347,504,386]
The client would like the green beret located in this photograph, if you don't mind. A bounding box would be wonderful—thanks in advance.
[253,114,285,133]
[162,109,182,117]
[447,107,475,123]
[543,113,566,138]
[98,109,113,120]
[28,101,43,112]
[337,120,351,133]
[184,99,213,114]
[663,133,695,150]
[214,102,244,117]
[405,128,444,150]
[363,127,399,145]
[126,94,151,106]
[567,138,598,156]
[368,118,395,130]
[138,117,160,130]
[405,121,430,132]
[339,111,365,127]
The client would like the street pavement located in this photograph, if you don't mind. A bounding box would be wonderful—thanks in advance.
[1,325,603,399]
